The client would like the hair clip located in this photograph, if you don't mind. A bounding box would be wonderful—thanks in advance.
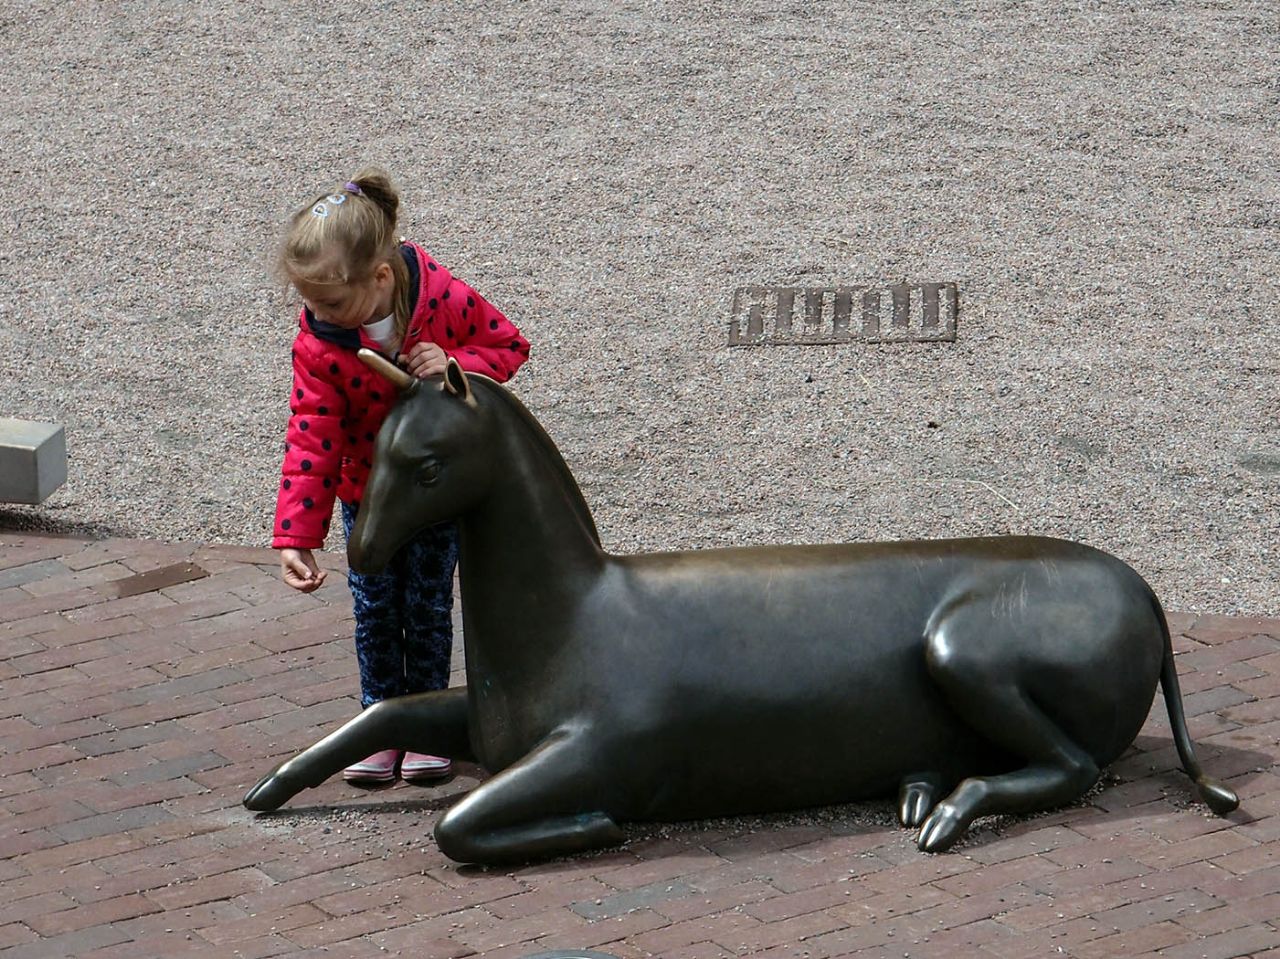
[344,181,363,195]
[311,202,329,218]
[326,193,347,205]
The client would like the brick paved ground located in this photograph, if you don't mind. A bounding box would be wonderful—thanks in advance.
[1,531,1276,959]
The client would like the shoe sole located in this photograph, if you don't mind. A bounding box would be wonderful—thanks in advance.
[342,770,398,784]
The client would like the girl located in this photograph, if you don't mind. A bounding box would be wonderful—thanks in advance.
[272,167,529,786]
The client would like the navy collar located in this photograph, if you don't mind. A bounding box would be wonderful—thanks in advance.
[402,242,421,311]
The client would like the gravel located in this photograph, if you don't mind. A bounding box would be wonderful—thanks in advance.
[1,1,1276,615]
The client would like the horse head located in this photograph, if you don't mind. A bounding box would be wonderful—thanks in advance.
[347,349,490,574]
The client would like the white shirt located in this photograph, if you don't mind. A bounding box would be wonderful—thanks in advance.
[361,313,397,353]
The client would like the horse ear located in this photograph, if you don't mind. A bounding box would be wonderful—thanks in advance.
[443,357,475,406]
[357,348,415,392]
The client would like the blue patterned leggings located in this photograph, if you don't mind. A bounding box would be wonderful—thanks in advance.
[341,502,459,708]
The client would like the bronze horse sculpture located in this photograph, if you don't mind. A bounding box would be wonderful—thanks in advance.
[245,351,1239,864]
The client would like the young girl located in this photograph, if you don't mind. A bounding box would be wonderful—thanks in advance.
[272,167,529,786]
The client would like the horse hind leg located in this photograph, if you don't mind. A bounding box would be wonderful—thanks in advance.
[916,629,1100,852]
[917,736,1098,853]
[243,688,471,811]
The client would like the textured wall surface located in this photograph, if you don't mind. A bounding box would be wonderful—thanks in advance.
[2,1,1276,613]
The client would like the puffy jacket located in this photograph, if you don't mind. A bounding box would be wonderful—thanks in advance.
[272,241,529,549]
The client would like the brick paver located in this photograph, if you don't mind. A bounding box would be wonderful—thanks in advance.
[1,531,1276,958]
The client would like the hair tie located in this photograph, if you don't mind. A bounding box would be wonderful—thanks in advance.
[344,181,363,195]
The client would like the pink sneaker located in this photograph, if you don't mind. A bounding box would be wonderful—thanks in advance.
[342,749,401,784]
[401,752,452,782]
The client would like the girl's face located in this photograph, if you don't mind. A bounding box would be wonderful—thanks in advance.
[293,261,394,329]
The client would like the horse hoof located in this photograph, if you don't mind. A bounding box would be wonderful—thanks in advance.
[1198,779,1240,815]
[243,773,294,812]
[917,803,966,853]
[898,780,940,828]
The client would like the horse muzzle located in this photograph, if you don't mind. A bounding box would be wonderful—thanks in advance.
[346,515,396,575]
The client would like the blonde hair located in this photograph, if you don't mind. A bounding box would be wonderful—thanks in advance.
[278,166,412,340]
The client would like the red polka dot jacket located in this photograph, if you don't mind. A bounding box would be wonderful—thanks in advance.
[272,242,530,550]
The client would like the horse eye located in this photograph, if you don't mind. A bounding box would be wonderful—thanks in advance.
[416,462,441,486]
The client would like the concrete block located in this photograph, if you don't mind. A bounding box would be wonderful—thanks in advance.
[0,418,67,504]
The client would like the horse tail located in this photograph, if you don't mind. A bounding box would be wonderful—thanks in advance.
[1152,593,1240,814]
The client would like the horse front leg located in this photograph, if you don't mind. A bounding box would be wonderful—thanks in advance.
[243,687,473,811]
[432,728,624,865]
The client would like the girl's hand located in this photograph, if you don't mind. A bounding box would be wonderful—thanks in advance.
[402,342,448,379]
[280,548,327,592]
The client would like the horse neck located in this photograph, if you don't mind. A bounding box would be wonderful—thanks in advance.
[457,386,605,605]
